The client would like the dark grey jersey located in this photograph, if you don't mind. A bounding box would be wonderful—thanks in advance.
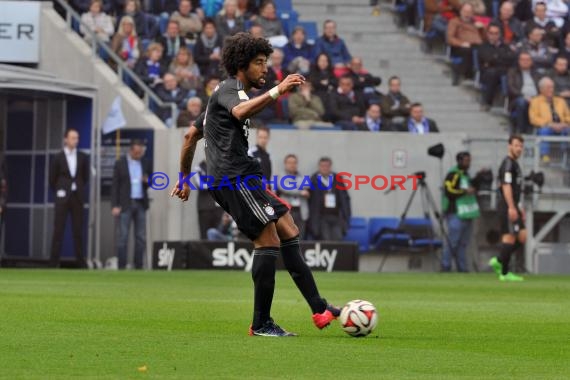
[195,77,262,185]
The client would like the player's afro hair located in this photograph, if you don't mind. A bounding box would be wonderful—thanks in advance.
[221,32,273,76]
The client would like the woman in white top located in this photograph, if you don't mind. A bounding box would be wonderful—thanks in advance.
[80,0,114,44]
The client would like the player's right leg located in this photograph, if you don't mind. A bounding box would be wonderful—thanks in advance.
[275,212,341,329]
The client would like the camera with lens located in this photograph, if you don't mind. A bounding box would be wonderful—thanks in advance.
[523,171,545,195]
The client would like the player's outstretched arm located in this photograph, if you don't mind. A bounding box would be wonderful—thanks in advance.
[231,74,306,121]
[170,123,203,201]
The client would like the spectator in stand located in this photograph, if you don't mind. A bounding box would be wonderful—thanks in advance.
[215,0,245,38]
[478,23,517,111]
[515,0,534,22]
[169,46,202,93]
[347,57,382,104]
[134,42,167,88]
[255,1,287,48]
[529,76,570,161]
[80,0,115,44]
[558,31,570,62]
[507,51,540,134]
[197,76,221,109]
[314,20,352,77]
[154,73,189,125]
[117,0,159,41]
[276,154,310,239]
[407,103,440,134]
[524,1,560,49]
[283,26,315,76]
[447,3,484,85]
[200,0,225,18]
[327,75,367,131]
[170,0,203,41]
[176,97,203,128]
[423,0,461,50]
[548,56,570,105]
[358,103,393,132]
[308,157,351,241]
[493,1,524,47]
[157,19,186,64]
[516,26,555,73]
[381,76,411,127]
[248,126,272,183]
[260,48,288,120]
[464,0,488,20]
[193,19,224,77]
[249,24,265,38]
[237,0,259,20]
[538,0,568,28]
[149,0,187,15]
[309,53,338,106]
[288,81,333,129]
[72,0,113,15]
[112,16,141,69]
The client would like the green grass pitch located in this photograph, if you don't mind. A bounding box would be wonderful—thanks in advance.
[1,270,569,379]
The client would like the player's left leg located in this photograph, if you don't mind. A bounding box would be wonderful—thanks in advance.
[275,212,340,329]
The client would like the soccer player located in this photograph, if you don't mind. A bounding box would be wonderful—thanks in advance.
[489,135,526,281]
[170,32,340,336]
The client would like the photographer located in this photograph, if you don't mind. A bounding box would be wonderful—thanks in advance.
[441,152,480,272]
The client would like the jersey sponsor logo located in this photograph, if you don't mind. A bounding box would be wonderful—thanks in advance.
[264,205,275,216]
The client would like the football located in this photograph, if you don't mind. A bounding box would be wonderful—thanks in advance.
[339,300,378,337]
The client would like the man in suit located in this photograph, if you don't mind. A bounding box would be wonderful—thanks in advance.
[308,157,351,241]
[49,128,89,268]
[111,139,151,270]
[406,103,440,134]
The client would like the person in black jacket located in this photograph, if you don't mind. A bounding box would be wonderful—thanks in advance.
[308,157,351,241]
[156,19,186,64]
[327,75,367,130]
[193,19,224,78]
[154,73,189,124]
[111,139,151,269]
[479,23,517,110]
[49,129,90,268]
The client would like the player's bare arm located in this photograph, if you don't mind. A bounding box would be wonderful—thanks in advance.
[501,183,518,222]
[231,74,306,121]
[170,124,203,201]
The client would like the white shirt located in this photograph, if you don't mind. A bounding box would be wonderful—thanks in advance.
[64,146,77,191]
[413,120,425,134]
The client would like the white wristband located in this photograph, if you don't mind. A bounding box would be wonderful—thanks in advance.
[269,86,280,100]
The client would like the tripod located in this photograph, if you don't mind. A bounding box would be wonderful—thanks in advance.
[379,173,453,272]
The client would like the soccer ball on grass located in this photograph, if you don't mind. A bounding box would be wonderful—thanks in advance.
[339,300,378,337]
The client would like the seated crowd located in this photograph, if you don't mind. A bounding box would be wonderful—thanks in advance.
[71,0,440,133]
[410,0,570,150]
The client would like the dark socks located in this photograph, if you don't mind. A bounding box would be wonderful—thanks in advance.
[251,247,279,330]
[499,243,515,275]
[281,236,327,314]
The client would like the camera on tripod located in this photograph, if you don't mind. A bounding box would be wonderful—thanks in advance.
[523,171,545,195]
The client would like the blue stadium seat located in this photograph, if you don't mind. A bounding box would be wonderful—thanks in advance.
[344,217,369,252]
[279,11,299,36]
[274,0,293,12]
[401,218,442,248]
[295,21,318,45]
[368,217,410,250]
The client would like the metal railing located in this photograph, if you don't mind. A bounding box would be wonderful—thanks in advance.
[53,0,178,124]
